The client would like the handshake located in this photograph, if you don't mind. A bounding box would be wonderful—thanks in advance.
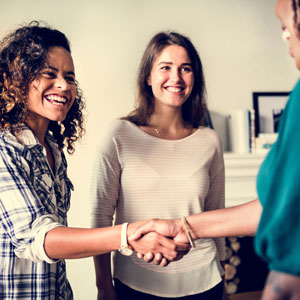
[127,217,196,267]
[121,200,260,266]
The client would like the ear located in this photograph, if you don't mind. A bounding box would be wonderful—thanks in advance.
[147,76,152,86]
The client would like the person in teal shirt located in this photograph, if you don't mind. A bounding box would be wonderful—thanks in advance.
[131,0,300,299]
[255,80,300,278]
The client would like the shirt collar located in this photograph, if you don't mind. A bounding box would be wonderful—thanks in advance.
[13,124,63,175]
[13,124,59,149]
[12,124,60,160]
[13,124,40,148]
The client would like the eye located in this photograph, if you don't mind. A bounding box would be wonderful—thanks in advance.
[41,70,56,78]
[65,76,76,84]
[160,65,170,71]
[180,66,192,73]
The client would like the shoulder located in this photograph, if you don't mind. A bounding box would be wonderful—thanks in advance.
[198,126,220,137]
[292,78,300,94]
[106,119,134,135]
[0,131,29,172]
[194,127,224,164]
[94,119,137,154]
[0,130,23,153]
[286,79,300,111]
[196,127,222,148]
[278,79,300,136]
[98,119,134,140]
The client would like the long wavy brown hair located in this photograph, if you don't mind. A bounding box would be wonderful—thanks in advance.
[0,21,85,154]
[122,31,207,128]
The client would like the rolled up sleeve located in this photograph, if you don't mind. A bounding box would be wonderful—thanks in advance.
[0,138,65,263]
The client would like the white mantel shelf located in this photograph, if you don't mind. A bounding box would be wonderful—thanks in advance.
[224,152,267,208]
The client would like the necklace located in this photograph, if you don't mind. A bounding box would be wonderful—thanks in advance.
[154,128,160,137]
[153,126,194,139]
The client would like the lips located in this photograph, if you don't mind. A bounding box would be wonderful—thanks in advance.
[165,86,184,93]
[44,94,68,105]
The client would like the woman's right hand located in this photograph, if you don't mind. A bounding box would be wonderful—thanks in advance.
[128,221,190,265]
[129,230,190,261]
[129,218,190,245]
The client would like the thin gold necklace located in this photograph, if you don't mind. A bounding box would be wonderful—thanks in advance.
[154,128,160,137]
[154,126,194,139]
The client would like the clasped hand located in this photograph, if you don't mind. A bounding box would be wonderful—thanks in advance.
[128,218,191,267]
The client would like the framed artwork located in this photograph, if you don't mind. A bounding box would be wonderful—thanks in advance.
[253,92,290,137]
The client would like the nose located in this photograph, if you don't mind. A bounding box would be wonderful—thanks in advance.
[170,68,182,82]
[55,76,69,90]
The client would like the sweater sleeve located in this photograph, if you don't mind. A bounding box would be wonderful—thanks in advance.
[90,123,121,228]
[204,132,226,261]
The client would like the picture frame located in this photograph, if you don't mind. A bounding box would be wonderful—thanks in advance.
[253,92,290,137]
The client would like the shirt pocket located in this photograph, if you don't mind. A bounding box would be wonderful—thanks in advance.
[55,174,73,217]
[32,170,57,214]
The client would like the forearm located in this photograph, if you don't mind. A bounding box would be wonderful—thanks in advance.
[44,225,122,259]
[186,199,262,239]
[45,219,188,262]
[44,220,150,260]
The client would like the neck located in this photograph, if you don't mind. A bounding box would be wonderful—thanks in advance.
[150,109,185,131]
[25,115,50,146]
[149,111,194,140]
[25,115,55,174]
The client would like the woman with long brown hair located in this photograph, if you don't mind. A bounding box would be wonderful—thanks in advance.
[91,31,227,299]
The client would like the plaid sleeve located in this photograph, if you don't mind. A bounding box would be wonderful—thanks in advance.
[0,139,62,263]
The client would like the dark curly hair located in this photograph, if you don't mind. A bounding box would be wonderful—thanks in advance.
[123,31,207,128]
[292,0,300,35]
[0,21,85,154]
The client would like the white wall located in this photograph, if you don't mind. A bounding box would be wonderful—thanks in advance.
[1,1,299,299]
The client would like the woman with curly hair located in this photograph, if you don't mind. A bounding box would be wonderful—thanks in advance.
[0,22,188,300]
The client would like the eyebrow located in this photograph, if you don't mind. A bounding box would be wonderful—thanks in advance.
[45,65,75,76]
[157,62,192,66]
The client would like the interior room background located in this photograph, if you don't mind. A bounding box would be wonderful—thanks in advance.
[1,0,298,298]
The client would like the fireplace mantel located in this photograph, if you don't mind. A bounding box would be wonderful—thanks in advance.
[224,152,267,207]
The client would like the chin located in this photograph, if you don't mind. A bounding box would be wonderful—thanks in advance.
[49,114,68,122]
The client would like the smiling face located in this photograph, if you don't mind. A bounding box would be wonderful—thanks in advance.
[276,0,300,70]
[147,45,194,111]
[26,46,76,127]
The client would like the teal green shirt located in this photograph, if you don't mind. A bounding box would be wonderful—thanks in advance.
[255,79,300,276]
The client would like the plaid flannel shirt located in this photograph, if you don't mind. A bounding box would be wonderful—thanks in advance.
[0,125,74,299]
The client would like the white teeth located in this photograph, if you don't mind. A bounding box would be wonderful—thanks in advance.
[45,95,67,103]
[167,87,182,92]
